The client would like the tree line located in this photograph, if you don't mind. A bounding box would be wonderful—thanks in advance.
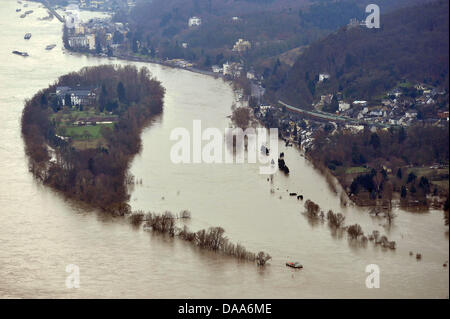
[308,124,449,208]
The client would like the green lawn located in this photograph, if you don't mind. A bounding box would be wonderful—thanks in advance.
[50,106,118,144]
[62,123,114,140]
[397,81,414,88]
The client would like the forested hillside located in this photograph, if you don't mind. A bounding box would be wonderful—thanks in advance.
[117,0,428,69]
[273,0,449,108]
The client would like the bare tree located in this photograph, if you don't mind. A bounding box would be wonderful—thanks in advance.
[347,224,364,239]
[327,210,346,228]
[231,107,250,129]
[304,199,320,219]
[256,251,272,266]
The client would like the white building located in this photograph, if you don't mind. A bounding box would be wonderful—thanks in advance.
[338,102,350,112]
[211,65,222,73]
[247,71,255,80]
[223,62,231,76]
[353,100,368,107]
[68,34,95,51]
[232,38,251,52]
[405,110,418,118]
[86,34,96,50]
[188,16,202,27]
[319,73,330,82]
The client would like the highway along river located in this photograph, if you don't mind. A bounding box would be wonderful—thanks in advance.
[0,0,448,298]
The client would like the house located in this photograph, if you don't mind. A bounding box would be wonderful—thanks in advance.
[90,0,105,9]
[232,39,251,52]
[68,34,96,51]
[415,83,426,90]
[247,71,256,80]
[369,110,383,117]
[438,111,449,121]
[320,94,333,105]
[345,124,364,132]
[223,62,231,76]
[348,18,366,28]
[389,119,399,125]
[188,16,202,27]
[319,73,330,82]
[338,102,350,112]
[353,100,368,107]
[389,88,402,97]
[222,62,242,78]
[259,105,271,117]
[405,110,418,118]
[211,65,222,73]
[56,86,97,107]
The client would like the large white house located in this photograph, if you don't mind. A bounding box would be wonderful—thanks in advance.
[188,16,202,27]
[232,38,251,52]
[68,34,96,51]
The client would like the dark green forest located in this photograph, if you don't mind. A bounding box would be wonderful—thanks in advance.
[116,0,427,70]
[272,0,449,108]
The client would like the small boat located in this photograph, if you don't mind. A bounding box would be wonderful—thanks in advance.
[16,8,21,12]
[286,261,303,269]
[12,50,29,57]
[45,44,56,50]
[24,33,32,40]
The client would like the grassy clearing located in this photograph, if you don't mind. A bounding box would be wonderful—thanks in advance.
[345,166,370,174]
[50,106,118,148]
[62,123,114,140]
[397,81,414,88]
[71,138,108,150]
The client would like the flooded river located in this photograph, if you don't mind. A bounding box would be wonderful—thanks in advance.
[0,0,448,298]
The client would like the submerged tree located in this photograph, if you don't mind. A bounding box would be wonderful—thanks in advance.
[347,224,364,240]
[256,251,272,266]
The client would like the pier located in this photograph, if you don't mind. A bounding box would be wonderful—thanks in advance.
[39,0,64,23]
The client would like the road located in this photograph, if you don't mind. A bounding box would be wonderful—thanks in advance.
[278,100,393,128]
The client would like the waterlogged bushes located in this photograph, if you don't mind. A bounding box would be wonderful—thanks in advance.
[326,210,345,228]
[347,224,364,240]
[128,210,272,266]
[304,199,321,219]
[302,200,396,249]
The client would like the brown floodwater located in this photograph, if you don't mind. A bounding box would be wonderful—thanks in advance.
[0,0,448,298]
